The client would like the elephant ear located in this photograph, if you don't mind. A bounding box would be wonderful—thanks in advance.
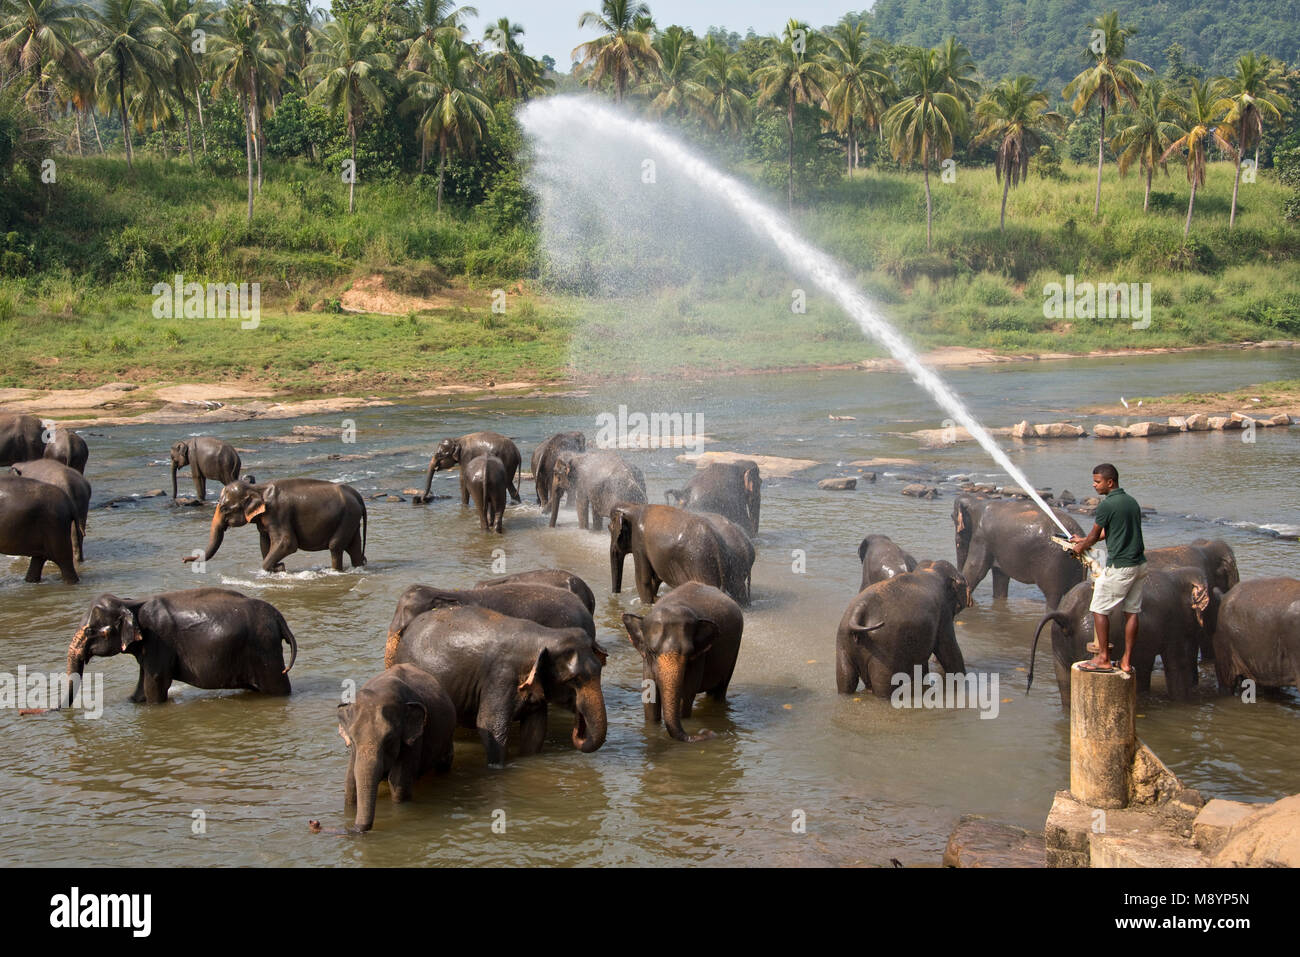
[244,486,269,522]
[1190,583,1210,629]
[622,614,646,655]
[117,607,141,651]
[402,702,427,747]
[857,537,871,562]
[337,704,355,748]
[591,642,608,667]
[1217,554,1240,590]
[689,619,718,661]
[517,649,550,703]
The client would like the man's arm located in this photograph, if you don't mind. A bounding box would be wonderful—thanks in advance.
[1071,523,1103,554]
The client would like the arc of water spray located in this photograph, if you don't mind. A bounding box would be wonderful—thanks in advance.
[522,97,1073,537]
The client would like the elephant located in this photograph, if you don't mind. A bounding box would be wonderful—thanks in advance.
[835,561,968,696]
[385,582,596,668]
[953,494,1084,609]
[421,431,521,504]
[547,450,646,531]
[1147,539,1239,658]
[0,475,79,583]
[460,454,506,533]
[170,437,242,501]
[0,413,47,467]
[609,503,751,606]
[66,587,297,704]
[665,460,762,536]
[1027,566,1213,706]
[389,604,607,767]
[531,431,586,507]
[623,582,743,743]
[9,460,90,561]
[183,478,367,572]
[338,664,456,832]
[43,428,88,474]
[857,533,917,589]
[1208,578,1300,693]
[475,568,596,615]
[697,512,755,604]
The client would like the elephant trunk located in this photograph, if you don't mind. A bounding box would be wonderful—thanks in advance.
[657,654,708,743]
[420,458,437,501]
[547,478,564,527]
[65,627,89,707]
[1027,612,1069,694]
[171,462,178,500]
[352,757,381,833]
[747,494,760,537]
[198,508,226,561]
[571,681,607,753]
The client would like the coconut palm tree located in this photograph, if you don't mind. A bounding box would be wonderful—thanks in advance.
[640,24,702,118]
[1062,9,1152,218]
[86,0,170,169]
[307,16,393,214]
[882,46,967,250]
[481,17,549,102]
[404,0,477,70]
[974,75,1064,231]
[1214,53,1292,228]
[149,0,209,165]
[820,18,892,176]
[1111,78,1175,213]
[753,19,828,212]
[934,35,979,109]
[1160,77,1233,240]
[0,0,90,120]
[571,0,660,104]
[402,29,491,212]
[694,34,750,136]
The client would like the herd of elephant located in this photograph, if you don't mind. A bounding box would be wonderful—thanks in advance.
[4,409,1298,833]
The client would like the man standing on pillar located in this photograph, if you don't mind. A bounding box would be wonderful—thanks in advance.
[1069,462,1147,674]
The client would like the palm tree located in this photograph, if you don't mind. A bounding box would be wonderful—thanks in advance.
[974,75,1064,231]
[86,0,169,169]
[694,34,750,135]
[209,0,285,219]
[1160,77,1233,240]
[821,18,892,176]
[882,46,967,251]
[1063,9,1152,218]
[0,0,91,120]
[753,20,828,212]
[402,29,491,212]
[481,17,549,102]
[150,0,209,165]
[934,35,979,109]
[307,16,393,214]
[1214,53,1292,228]
[404,0,478,70]
[1111,78,1175,213]
[571,0,660,104]
[640,24,702,118]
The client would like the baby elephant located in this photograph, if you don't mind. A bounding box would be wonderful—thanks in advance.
[67,587,297,703]
[338,665,456,832]
[460,454,507,533]
[857,533,917,589]
[836,560,969,696]
[623,582,743,743]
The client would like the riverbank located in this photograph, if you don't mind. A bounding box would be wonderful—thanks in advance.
[7,341,1296,427]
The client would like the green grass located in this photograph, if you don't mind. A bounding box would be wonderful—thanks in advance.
[1,154,1296,392]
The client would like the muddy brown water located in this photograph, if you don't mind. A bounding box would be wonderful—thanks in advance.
[2,350,1298,866]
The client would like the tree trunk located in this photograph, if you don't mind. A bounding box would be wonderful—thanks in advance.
[846,118,853,178]
[1143,163,1151,213]
[999,168,1010,232]
[1229,121,1243,229]
[348,119,357,215]
[196,87,208,155]
[786,89,795,213]
[1183,179,1196,240]
[183,102,195,167]
[245,99,255,225]
[74,114,83,157]
[251,69,263,190]
[119,63,133,169]
[420,130,427,173]
[437,135,446,213]
[91,110,104,154]
[1094,102,1105,218]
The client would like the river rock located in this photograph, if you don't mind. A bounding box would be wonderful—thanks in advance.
[1057,489,1076,505]
[817,477,857,491]
[1192,800,1261,855]
[943,815,1046,867]
[1083,496,1099,506]
[1093,424,1129,438]
[1167,416,1187,431]
[1212,793,1300,867]
[902,484,940,499]
[1208,416,1232,430]
[1269,413,1292,426]
[1035,422,1086,438]
[1184,412,1210,431]
[1011,420,1032,439]
[1127,421,1172,437]
[860,471,878,482]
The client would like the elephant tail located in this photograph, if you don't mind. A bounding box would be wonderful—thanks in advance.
[277,611,298,674]
[1027,612,1068,694]
[71,520,82,566]
[360,501,368,560]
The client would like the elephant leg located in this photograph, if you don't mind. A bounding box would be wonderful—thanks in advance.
[257,525,271,559]
[680,691,695,719]
[633,556,657,605]
[991,567,1010,600]
[57,556,79,584]
[576,492,590,530]
[262,538,294,572]
[347,530,365,568]
[129,667,147,703]
[195,473,206,502]
[24,556,44,583]
[934,623,966,674]
[329,548,344,571]
[836,638,862,694]
[517,708,547,756]
[141,670,172,704]
[388,762,415,803]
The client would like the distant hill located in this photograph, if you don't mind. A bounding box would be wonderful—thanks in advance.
[860,0,1300,94]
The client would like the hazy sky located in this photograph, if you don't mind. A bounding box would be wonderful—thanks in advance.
[460,1,865,65]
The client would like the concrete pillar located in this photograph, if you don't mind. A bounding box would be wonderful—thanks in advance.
[1069,663,1137,809]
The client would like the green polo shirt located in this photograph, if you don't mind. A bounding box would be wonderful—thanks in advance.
[1094,487,1145,568]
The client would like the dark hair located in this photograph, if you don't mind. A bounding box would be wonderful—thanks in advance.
[1092,463,1119,483]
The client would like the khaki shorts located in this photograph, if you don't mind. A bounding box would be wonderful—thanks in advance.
[1089,561,1148,615]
